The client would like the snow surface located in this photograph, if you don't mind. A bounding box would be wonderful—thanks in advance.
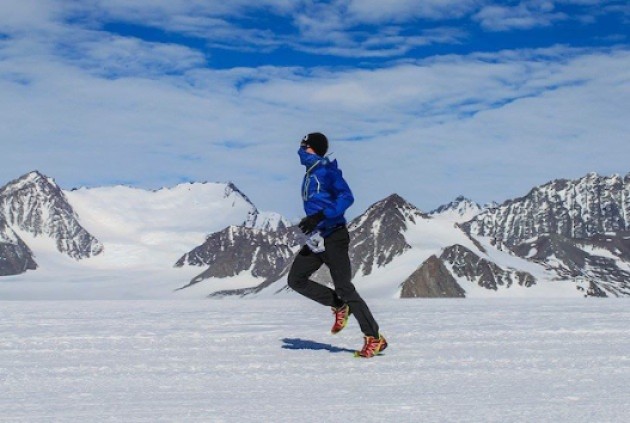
[1,299,628,422]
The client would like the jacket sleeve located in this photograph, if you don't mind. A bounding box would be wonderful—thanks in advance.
[323,168,354,219]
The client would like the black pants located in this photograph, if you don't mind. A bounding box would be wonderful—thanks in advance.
[287,227,380,337]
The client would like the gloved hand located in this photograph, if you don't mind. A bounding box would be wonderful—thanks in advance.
[298,211,325,234]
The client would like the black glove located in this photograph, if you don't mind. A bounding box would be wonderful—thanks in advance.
[298,211,325,234]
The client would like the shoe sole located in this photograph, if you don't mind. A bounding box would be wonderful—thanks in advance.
[331,319,348,334]
[353,340,388,358]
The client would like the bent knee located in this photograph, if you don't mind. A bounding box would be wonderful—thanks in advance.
[287,270,305,289]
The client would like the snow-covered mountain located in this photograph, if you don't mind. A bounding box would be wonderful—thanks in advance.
[349,194,426,277]
[2,170,630,299]
[0,171,290,297]
[177,172,630,299]
[511,232,630,297]
[447,172,630,297]
[464,172,630,248]
[175,194,433,297]
[429,196,483,223]
[181,192,569,299]
[0,171,103,262]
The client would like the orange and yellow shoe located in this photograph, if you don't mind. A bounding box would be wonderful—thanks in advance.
[354,334,388,358]
[331,304,350,334]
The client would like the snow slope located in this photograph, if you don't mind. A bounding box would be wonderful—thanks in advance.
[1,299,628,422]
[0,183,259,299]
[64,183,256,268]
[429,195,483,223]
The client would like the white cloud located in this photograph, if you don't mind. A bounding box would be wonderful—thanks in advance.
[474,1,567,31]
[291,26,467,58]
[2,0,624,61]
[33,0,471,58]
[0,0,61,32]
[61,34,206,77]
[0,1,629,218]
[1,27,628,216]
[344,0,483,22]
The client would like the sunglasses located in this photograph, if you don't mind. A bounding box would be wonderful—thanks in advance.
[300,136,309,149]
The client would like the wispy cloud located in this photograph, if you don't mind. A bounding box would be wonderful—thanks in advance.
[474,1,567,31]
[59,33,206,77]
[0,0,629,218]
[1,34,628,215]
[343,0,482,22]
[3,0,626,60]
[290,27,468,58]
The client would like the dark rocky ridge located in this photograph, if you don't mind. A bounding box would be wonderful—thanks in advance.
[465,173,630,248]
[400,244,537,298]
[0,217,37,276]
[441,244,536,290]
[512,232,630,297]
[400,255,465,298]
[175,225,303,290]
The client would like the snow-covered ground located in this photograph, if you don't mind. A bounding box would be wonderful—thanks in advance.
[1,299,628,422]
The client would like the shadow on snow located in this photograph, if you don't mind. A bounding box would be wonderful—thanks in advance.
[281,338,355,354]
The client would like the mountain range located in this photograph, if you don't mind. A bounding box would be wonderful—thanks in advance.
[1,170,629,299]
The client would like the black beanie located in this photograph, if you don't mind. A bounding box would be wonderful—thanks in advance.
[303,132,328,156]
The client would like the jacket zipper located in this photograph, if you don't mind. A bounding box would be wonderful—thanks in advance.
[303,160,321,201]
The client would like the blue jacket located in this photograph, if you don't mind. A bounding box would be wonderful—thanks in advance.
[298,148,354,237]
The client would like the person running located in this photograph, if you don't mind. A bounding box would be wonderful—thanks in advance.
[288,132,387,358]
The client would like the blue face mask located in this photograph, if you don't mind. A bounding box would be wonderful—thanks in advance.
[298,147,319,167]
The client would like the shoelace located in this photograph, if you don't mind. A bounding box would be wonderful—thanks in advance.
[332,306,347,324]
[334,310,347,326]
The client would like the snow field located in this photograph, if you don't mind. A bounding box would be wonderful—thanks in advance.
[1,299,629,422]
[64,184,255,268]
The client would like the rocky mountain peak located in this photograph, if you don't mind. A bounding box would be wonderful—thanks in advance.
[429,195,482,222]
[0,170,59,198]
[224,181,256,207]
[348,194,426,277]
[0,171,103,260]
[376,193,419,211]
[352,193,427,228]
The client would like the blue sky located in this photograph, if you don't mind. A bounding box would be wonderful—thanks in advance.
[0,0,629,219]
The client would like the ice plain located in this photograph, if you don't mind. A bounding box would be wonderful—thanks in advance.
[1,299,629,422]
